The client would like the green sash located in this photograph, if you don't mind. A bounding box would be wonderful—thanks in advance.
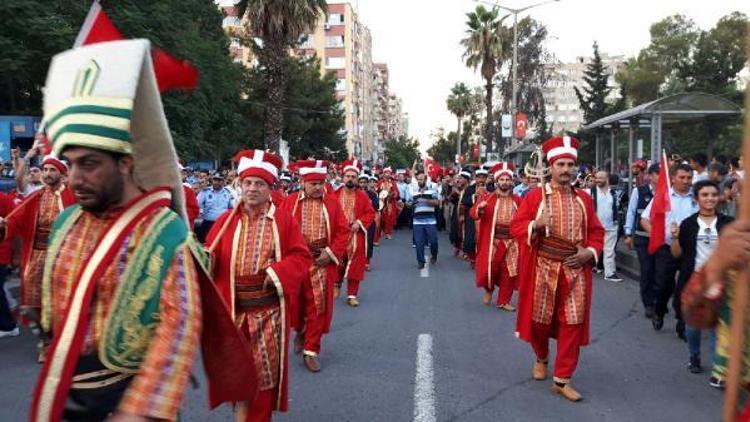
[43,204,189,373]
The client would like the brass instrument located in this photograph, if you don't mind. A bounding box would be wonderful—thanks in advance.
[378,189,389,211]
[378,181,392,211]
[524,147,550,236]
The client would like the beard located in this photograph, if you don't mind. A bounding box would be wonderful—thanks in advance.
[43,175,61,186]
[76,174,124,214]
[345,181,356,189]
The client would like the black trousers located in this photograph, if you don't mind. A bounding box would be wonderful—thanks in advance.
[397,206,412,229]
[64,355,133,421]
[652,245,681,318]
[633,235,656,309]
[0,265,15,331]
[195,220,215,244]
[435,208,446,231]
[367,223,375,259]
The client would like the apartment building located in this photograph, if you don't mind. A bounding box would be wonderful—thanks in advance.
[543,52,626,133]
[215,1,408,162]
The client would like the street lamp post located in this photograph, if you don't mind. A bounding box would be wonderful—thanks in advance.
[474,0,560,154]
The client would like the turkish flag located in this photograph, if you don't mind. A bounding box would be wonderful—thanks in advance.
[647,151,672,254]
[424,159,441,181]
[515,113,528,139]
[74,1,198,92]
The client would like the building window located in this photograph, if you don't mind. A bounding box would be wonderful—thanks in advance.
[326,56,345,69]
[327,14,345,26]
[325,35,344,48]
[335,79,347,91]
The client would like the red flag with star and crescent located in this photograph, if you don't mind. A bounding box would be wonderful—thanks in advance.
[647,151,672,254]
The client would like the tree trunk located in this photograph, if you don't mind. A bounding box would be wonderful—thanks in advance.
[485,80,493,156]
[456,115,462,164]
[262,40,288,154]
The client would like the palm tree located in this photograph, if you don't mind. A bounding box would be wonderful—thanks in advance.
[243,0,328,153]
[461,5,507,156]
[446,82,473,162]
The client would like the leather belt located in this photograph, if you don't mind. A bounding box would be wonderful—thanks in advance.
[538,235,578,261]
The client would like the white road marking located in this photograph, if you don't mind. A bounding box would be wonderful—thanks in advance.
[420,260,429,278]
[414,333,436,422]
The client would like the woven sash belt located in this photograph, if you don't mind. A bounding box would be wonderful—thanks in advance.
[493,225,512,240]
[235,273,279,311]
[538,235,578,262]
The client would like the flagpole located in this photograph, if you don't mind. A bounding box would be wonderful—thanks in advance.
[723,26,750,422]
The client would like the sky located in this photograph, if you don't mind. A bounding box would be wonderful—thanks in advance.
[354,0,750,150]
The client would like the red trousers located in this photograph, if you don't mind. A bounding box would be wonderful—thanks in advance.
[238,389,274,422]
[346,279,361,297]
[382,205,397,235]
[296,278,326,355]
[529,271,585,383]
[486,260,516,306]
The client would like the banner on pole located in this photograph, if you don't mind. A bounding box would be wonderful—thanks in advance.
[501,114,512,138]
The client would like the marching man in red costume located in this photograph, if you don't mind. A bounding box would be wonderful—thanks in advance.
[511,136,604,402]
[334,159,375,307]
[207,149,312,421]
[280,159,349,373]
[30,38,255,422]
[375,167,400,241]
[471,162,521,311]
[0,152,76,361]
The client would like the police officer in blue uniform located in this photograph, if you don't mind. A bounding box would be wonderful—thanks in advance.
[196,172,235,242]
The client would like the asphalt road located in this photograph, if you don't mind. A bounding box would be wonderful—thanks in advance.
[0,229,722,421]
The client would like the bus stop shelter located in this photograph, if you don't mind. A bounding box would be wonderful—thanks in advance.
[581,92,742,181]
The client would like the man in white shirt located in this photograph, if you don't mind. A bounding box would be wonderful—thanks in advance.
[690,153,709,182]
[641,163,699,334]
[591,170,621,282]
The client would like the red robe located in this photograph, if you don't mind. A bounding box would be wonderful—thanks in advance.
[183,183,200,228]
[510,185,604,346]
[271,190,287,208]
[281,192,350,333]
[471,192,521,290]
[206,202,312,412]
[5,185,76,309]
[376,179,400,234]
[334,188,375,282]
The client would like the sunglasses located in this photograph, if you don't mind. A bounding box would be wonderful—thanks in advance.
[703,227,712,245]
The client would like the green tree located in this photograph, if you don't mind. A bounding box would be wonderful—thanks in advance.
[574,42,612,125]
[461,5,508,155]
[679,12,747,98]
[242,0,328,154]
[615,14,703,106]
[0,1,251,161]
[384,136,420,169]
[427,128,464,166]
[446,82,475,162]
[0,1,80,114]
[615,53,664,106]
[93,0,250,161]
[244,56,347,161]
